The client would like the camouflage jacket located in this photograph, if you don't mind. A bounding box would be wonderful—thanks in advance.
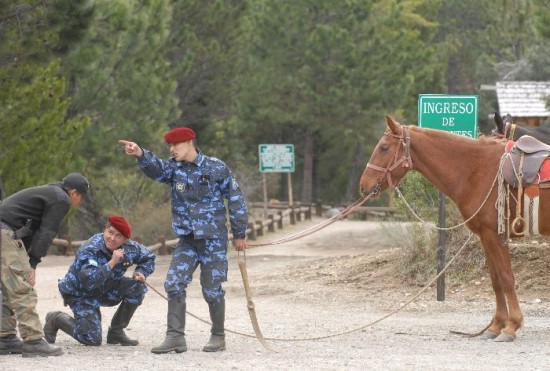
[58,233,156,298]
[137,150,248,239]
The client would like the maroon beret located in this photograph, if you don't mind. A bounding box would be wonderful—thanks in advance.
[164,127,196,144]
[108,215,131,239]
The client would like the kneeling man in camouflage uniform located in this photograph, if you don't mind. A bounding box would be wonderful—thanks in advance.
[44,216,155,346]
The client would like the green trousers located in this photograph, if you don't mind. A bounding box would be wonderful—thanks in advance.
[1,229,43,341]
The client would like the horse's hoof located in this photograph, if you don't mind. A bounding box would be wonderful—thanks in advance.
[494,333,515,342]
[479,330,499,340]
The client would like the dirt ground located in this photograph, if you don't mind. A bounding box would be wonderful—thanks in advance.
[2,218,550,371]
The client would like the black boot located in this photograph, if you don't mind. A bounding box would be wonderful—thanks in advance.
[151,296,187,354]
[107,301,139,346]
[22,339,63,358]
[202,299,226,352]
[0,334,23,355]
[44,311,76,344]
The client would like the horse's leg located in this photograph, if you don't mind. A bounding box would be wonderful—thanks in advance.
[480,230,523,341]
[479,243,508,339]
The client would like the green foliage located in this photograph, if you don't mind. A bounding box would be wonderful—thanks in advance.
[236,0,444,203]
[0,61,89,193]
[167,0,248,130]
[0,1,93,193]
[386,171,486,285]
[394,172,439,222]
[3,0,550,242]
[62,0,178,169]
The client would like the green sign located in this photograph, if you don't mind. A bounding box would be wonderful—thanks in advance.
[418,94,478,138]
[259,144,295,173]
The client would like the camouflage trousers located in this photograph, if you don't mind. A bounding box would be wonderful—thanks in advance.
[0,229,43,341]
[62,277,146,346]
[164,234,228,304]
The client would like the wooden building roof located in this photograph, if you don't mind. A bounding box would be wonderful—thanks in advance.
[496,81,550,118]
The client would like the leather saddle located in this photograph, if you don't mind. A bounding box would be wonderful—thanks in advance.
[502,135,550,188]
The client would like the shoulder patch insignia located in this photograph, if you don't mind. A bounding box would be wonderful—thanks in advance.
[87,259,98,267]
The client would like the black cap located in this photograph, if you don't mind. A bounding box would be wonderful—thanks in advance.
[62,173,92,202]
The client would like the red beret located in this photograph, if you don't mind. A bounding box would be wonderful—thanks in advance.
[108,215,131,239]
[164,127,196,144]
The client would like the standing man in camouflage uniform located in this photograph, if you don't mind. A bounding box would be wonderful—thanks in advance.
[119,126,248,354]
[0,173,91,357]
[44,215,155,346]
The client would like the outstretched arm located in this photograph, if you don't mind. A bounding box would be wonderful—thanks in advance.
[118,140,143,157]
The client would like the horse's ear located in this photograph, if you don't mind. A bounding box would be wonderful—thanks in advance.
[504,114,513,124]
[385,115,400,134]
[494,112,504,133]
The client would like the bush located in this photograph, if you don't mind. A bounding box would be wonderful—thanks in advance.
[386,172,486,286]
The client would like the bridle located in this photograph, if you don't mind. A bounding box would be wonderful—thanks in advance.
[365,125,413,194]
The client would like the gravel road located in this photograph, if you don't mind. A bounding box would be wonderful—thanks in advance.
[2,219,550,371]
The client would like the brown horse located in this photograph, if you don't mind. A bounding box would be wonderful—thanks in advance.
[359,116,522,342]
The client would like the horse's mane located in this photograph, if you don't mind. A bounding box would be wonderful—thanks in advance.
[479,134,507,145]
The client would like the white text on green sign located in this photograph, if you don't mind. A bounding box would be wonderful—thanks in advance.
[418,95,478,138]
[258,144,295,173]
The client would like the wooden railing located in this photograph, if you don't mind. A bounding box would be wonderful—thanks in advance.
[51,202,395,256]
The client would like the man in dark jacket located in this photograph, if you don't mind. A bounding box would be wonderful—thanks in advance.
[44,215,155,347]
[0,173,91,357]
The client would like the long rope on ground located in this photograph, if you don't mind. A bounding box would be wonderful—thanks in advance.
[147,233,474,348]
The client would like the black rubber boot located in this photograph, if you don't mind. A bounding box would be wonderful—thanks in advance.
[151,297,187,354]
[44,311,76,344]
[107,301,139,346]
[202,299,226,352]
[22,339,63,358]
[0,334,23,355]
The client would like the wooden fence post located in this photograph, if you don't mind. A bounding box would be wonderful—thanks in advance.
[64,235,72,256]
[315,202,323,216]
[158,236,167,255]
[247,222,256,240]
[267,214,275,232]
[255,220,264,237]
[277,211,283,229]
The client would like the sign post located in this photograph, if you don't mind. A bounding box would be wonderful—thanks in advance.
[258,144,295,216]
[418,94,478,302]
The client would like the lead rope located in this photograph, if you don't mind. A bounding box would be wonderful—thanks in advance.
[237,193,374,351]
[237,250,279,352]
[240,232,474,343]
[246,195,371,249]
[146,194,374,353]
[147,232,473,347]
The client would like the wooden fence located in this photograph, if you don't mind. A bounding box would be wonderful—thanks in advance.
[51,202,395,256]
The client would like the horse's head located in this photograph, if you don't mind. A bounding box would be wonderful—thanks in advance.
[359,116,412,197]
[492,112,514,137]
